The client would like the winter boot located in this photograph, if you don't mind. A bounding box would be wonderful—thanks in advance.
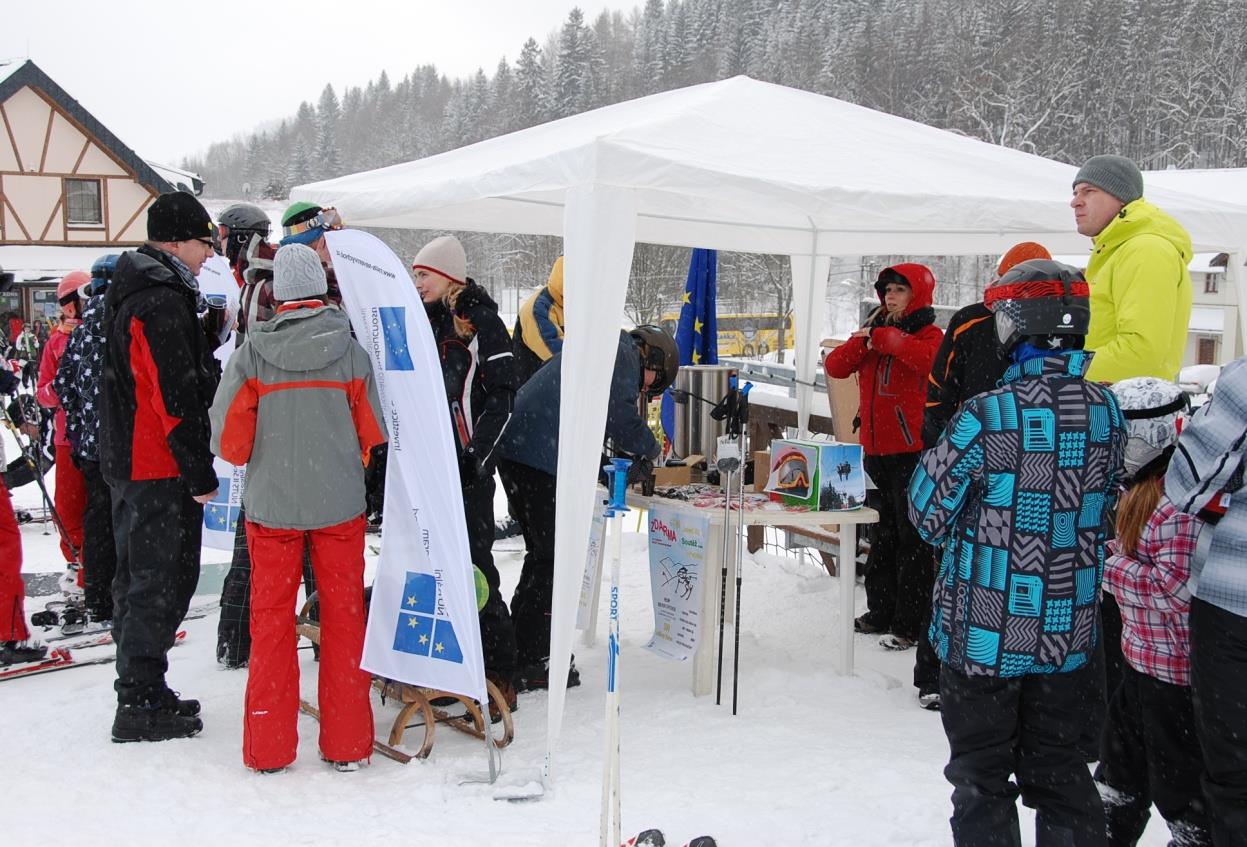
[321,755,369,772]
[879,633,915,651]
[0,639,48,665]
[918,686,941,711]
[160,688,201,718]
[623,829,665,846]
[518,656,581,692]
[683,838,718,847]
[854,615,887,634]
[112,701,203,742]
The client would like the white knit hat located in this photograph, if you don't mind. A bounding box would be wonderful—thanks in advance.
[411,235,466,284]
[272,243,327,302]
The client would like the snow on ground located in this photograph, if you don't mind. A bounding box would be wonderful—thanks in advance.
[3,442,1173,846]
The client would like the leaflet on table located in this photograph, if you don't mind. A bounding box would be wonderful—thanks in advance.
[576,506,608,631]
[645,506,710,662]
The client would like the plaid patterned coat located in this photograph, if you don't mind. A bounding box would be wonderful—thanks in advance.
[908,351,1127,677]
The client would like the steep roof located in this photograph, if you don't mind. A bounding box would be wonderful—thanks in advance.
[0,59,173,195]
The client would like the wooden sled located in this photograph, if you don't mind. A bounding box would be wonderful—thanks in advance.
[296,598,514,764]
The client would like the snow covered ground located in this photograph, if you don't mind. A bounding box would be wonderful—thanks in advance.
[3,432,1174,846]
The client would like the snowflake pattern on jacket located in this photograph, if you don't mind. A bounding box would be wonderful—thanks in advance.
[908,351,1127,677]
[53,293,105,461]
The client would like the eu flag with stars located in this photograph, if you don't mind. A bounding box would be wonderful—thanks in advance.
[661,248,717,442]
[392,571,464,664]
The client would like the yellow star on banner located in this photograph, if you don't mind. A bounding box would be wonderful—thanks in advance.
[419,634,428,645]
[692,351,701,364]
[694,318,703,333]
[406,595,417,607]
[681,291,691,304]
[434,642,445,654]
[407,617,418,628]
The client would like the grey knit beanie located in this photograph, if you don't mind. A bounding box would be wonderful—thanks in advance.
[272,243,327,302]
[1072,155,1144,205]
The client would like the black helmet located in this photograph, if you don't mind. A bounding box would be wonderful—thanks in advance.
[217,203,271,263]
[629,324,680,398]
[984,259,1090,353]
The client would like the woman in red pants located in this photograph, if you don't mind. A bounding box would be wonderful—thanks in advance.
[36,272,88,594]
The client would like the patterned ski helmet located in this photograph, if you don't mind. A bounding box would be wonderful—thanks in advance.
[983,259,1090,352]
[1109,377,1188,477]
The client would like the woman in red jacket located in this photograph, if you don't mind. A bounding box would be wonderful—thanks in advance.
[824,264,943,650]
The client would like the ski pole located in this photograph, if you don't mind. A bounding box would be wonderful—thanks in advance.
[714,460,732,706]
[714,374,741,706]
[600,457,631,847]
[731,383,751,716]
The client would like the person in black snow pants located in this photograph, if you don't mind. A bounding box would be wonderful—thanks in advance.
[412,235,521,713]
[496,324,678,691]
[53,256,121,623]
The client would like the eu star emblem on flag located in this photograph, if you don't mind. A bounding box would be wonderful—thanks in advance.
[379,306,415,371]
[204,503,229,532]
[391,571,464,663]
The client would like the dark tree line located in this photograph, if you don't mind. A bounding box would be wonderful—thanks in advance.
[184,0,1247,336]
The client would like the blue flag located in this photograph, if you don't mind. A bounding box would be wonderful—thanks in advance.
[661,248,718,442]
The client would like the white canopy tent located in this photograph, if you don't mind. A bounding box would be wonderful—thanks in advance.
[293,75,1247,787]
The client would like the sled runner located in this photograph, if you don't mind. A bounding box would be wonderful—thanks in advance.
[295,597,513,763]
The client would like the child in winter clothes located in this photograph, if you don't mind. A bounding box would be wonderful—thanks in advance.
[412,234,520,709]
[1165,354,1247,847]
[36,272,88,589]
[1094,377,1210,846]
[210,243,387,772]
[824,263,943,650]
[909,259,1127,846]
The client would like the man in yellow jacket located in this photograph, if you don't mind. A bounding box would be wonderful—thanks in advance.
[1071,154,1193,384]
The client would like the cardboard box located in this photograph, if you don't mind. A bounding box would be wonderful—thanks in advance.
[763,439,865,510]
[649,454,703,488]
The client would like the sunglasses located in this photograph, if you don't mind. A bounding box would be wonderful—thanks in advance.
[194,237,215,249]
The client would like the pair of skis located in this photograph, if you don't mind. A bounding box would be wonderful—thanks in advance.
[0,630,187,682]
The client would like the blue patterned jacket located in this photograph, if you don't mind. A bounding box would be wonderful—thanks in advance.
[908,351,1127,677]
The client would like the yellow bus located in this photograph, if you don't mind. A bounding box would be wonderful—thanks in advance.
[659,312,793,358]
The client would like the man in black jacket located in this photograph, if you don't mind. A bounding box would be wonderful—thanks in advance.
[101,192,220,742]
[496,326,677,690]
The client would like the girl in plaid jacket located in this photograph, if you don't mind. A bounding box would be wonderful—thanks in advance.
[1094,377,1211,846]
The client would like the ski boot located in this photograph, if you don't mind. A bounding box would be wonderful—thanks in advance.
[0,638,48,665]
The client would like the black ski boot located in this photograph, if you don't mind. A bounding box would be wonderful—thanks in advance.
[0,639,48,665]
[112,701,203,742]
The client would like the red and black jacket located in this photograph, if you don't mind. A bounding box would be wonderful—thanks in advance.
[100,245,219,496]
[824,263,943,456]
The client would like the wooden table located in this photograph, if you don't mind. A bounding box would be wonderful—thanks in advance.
[584,489,879,696]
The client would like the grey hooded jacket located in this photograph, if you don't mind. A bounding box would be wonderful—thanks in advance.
[210,304,387,530]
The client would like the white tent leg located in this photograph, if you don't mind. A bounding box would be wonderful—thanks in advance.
[791,244,833,438]
[543,185,638,790]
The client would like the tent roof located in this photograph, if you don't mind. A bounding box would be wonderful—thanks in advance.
[295,76,1247,256]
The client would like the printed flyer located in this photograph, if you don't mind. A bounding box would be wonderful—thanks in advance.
[645,506,710,661]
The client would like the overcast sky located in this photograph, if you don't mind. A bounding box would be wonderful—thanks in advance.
[2,0,611,164]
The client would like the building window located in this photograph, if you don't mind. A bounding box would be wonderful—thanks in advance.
[1198,336,1218,365]
[65,178,103,226]
[1205,274,1220,295]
